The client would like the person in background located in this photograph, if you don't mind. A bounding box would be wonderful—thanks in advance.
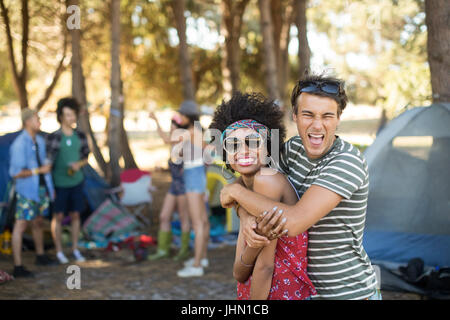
[147,110,191,262]
[175,100,210,278]
[46,97,89,264]
[9,108,58,278]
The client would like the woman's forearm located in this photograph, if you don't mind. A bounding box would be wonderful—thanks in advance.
[156,125,171,145]
[233,245,263,283]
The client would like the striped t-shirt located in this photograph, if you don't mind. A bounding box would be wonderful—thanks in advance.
[278,135,377,300]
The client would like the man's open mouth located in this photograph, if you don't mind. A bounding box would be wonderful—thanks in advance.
[308,133,324,147]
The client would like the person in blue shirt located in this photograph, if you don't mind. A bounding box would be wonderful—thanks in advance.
[9,109,58,278]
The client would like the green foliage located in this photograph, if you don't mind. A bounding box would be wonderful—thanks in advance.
[0,0,433,118]
[0,51,16,106]
[308,0,431,118]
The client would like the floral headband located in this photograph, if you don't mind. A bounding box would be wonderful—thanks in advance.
[221,119,270,142]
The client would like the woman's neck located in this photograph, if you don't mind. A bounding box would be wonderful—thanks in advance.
[241,172,257,190]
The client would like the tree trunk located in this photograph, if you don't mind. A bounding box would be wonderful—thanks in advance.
[271,0,295,107]
[109,0,122,187]
[296,0,310,79]
[171,0,195,101]
[119,77,138,169]
[425,0,450,103]
[220,0,249,100]
[67,0,108,176]
[258,0,280,102]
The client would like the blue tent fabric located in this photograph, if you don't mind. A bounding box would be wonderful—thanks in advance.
[81,164,109,211]
[0,131,21,201]
[363,231,450,268]
[363,103,450,297]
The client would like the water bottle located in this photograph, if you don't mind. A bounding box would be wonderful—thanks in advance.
[1,230,12,255]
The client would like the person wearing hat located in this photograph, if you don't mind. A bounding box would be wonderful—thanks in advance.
[174,100,210,278]
[147,109,191,262]
[9,108,57,278]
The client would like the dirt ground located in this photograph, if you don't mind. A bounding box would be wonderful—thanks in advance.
[0,170,420,300]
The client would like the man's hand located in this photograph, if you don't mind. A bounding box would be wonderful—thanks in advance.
[255,206,288,240]
[38,164,52,175]
[70,159,88,172]
[220,183,238,208]
[70,161,82,172]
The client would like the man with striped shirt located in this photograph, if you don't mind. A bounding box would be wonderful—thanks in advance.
[220,74,379,300]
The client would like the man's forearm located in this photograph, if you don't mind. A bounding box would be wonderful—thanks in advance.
[231,183,308,237]
[14,167,42,179]
[231,184,288,218]
[78,158,89,167]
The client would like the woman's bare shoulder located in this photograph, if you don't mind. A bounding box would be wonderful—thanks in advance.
[255,167,297,204]
[254,167,289,189]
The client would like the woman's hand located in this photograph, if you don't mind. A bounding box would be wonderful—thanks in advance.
[255,207,288,240]
[240,210,271,248]
[220,183,238,208]
[149,111,157,121]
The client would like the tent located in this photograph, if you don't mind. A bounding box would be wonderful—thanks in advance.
[362,102,450,298]
[0,131,21,205]
[0,131,22,232]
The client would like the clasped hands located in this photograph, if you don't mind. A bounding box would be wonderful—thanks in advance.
[242,207,288,248]
[220,183,288,248]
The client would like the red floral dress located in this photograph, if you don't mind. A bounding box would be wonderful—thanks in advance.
[237,231,316,300]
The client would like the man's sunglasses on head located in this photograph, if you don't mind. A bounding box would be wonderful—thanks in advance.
[299,81,342,95]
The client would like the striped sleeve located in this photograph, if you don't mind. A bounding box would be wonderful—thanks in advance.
[277,139,291,175]
[313,152,367,199]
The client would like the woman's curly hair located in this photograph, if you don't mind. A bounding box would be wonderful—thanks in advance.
[209,91,286,170]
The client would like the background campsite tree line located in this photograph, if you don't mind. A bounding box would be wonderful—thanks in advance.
[0,0,448,185]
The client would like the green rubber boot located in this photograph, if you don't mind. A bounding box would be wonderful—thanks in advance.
[173,232,191,262]
[148,230,171,261]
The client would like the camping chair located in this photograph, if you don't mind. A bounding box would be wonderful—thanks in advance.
[107,169,156,230]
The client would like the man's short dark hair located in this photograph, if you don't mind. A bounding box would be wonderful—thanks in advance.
[56,97,80,123]
[291,74,348,117]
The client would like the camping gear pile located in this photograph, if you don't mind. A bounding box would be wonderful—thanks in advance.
[363,102,450,299]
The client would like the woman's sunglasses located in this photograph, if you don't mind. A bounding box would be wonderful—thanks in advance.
[299,81,341,95]
[223,133,264,154]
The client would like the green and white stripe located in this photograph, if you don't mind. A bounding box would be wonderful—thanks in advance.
[279,135,376,300]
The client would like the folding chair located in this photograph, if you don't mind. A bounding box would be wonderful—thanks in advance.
[107,169,156,230]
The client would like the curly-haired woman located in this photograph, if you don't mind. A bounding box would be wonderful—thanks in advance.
[209,92,315,300]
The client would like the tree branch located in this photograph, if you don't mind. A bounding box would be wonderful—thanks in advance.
[35,28,69,110]
[20,0,29,81]
[0,0,20,84]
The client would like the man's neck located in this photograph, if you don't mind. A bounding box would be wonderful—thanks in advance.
[24,127,36,141]
[61,124,74,136]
